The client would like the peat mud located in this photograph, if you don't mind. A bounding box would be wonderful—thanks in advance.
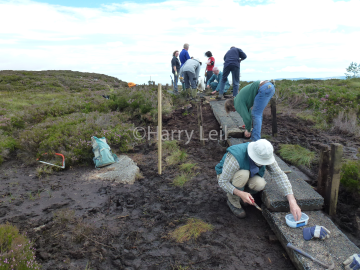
[0,103,296,270]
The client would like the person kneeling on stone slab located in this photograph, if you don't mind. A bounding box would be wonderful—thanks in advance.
[215,139,302,219]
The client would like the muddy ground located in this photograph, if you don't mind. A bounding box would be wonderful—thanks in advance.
[0,102,359,269]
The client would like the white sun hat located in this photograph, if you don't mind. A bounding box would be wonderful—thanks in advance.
[247,139,275,165]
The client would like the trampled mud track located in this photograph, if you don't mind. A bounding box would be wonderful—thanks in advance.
[1,103,359,269]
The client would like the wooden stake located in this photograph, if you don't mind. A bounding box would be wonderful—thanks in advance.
[158,83,162,175]
[197,101,205,145]
[270,97,277,137]
[317,144,330,198]
[325,143,343,216]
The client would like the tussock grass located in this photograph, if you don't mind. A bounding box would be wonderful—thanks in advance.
[165,149,188,166]
[169,218,213,243]
[279,144,316,167]
[173,173,190,187]
[179,163,197,173]
[163,140,179,153]
[341,160,360,193]
[332,111,360,136]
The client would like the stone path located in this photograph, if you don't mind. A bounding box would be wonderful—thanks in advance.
[211,100,360,270]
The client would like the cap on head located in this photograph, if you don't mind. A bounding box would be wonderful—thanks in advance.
[194,58,202,65]
[247,139,275,165]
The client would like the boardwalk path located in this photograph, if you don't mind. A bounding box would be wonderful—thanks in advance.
[209,99,360,270]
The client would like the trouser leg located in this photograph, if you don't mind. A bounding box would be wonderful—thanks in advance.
[184,72,190,89]
[218,66,231,96]
[210,82,218,91]
[231,66,240,97]
[251,82,275,141]
[173,75,178,92]
[206,70,213,83]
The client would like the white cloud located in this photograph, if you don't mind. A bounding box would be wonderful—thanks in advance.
[0,0,359,83]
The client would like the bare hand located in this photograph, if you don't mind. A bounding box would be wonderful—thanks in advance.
[287,195,302,221]
[238,191,254,205]
[244,130,251,138]
[207,85,210,88]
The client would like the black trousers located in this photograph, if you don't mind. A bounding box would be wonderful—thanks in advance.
[206,70,213,84]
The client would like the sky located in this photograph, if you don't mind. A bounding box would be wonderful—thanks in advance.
[0,0,360,84]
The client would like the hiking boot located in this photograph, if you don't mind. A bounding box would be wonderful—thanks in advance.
[227,193,246,218]
[216,94,225,100]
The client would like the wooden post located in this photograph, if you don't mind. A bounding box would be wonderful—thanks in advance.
[270,97,277,137]
[158,83,162,175]
[317,144,330,198]
[197,101,205,145]
[325,143,343,216]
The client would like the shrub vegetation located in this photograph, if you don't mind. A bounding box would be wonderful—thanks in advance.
[0,223,41,269]
[0,70,174,166]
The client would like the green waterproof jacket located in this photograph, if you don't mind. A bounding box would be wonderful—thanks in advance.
[215,142,265,176]
[234,81,260,132]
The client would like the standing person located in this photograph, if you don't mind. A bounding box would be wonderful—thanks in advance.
[171,50,181,94]
[217,46,247,100]
[205,51,215,83]
[206,67,230,95]
[179,43,190,91]
[215,139,302,219]
[224,80,275,141]
[179,58,202,97]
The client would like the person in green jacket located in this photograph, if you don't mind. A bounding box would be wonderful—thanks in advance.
[215,139,302,219]
[206,67,230,95]
[224,80,275,141]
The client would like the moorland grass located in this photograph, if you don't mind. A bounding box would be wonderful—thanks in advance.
[169,218,213,243]
[0,70,174,166]
[279,144,316,167]
[341,160,360,193]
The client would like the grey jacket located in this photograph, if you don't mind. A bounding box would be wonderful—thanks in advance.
[179,59,201,79]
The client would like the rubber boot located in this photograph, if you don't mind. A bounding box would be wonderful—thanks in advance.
[227,193,246,218]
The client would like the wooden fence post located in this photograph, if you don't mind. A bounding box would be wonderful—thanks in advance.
[197,101,205,145]
[317,144,330,198]
[158,84,162,175]
[325,143,343,216]
[271,98,277,137]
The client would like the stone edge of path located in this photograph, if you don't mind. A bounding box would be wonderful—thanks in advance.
[262,207,360,270]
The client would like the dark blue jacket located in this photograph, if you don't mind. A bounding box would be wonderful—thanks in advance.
[179,49,190,67]
[215,142,265,176]
[223,47,247,68]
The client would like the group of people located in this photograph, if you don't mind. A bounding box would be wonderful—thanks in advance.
[171,44,247,100]
[170,44,360,269]
[171,43,301,221]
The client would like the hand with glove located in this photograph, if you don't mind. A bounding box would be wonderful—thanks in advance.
[175,71,178,76]
[343,254,360,270]
[303,225,330,241]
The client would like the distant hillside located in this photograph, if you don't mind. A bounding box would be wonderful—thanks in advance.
[274,76,346,81]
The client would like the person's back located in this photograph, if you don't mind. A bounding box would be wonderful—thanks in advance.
[182,59,200,74]
[224,47,247,68]
[180,43,191,67]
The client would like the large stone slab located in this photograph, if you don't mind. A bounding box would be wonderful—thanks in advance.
[209,100,245,138]
[227,138,324,211]
[94,155,140,184]
[263,208,360,270]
